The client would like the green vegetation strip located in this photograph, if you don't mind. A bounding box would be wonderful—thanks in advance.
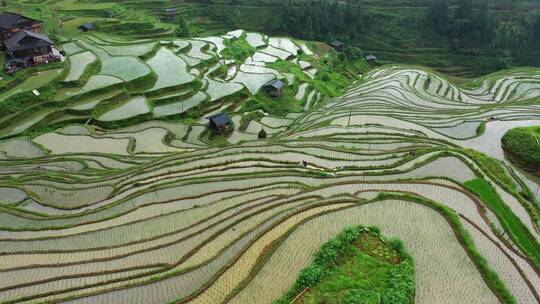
[464,179,540,268]
[274,225,415,304]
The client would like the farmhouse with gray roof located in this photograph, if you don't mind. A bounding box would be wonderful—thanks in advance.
[0,12,44,42]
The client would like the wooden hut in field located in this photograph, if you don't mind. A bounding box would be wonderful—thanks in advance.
[79,23,95,32]
[162,8,178,21]
[258,128,267,139]
[264,79,285,98]
[207,113,233,134]
[365,54,378,63]
[329,40,345,52]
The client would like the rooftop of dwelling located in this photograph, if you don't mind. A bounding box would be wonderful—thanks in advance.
[0,11,42,30]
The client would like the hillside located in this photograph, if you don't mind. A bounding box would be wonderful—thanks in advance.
[6,0,540,77]
[128,0,540,77]
[0,29,364,140]
[1,1,540,304]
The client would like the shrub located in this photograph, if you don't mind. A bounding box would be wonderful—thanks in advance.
[382,260,415,304]
[296,264,324,288]
[502,126,540,176]
[222,38,256,62]
[342,289,379,304]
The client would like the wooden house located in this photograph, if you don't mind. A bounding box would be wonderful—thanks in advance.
[4,30,55,70]
[0,12,43,42]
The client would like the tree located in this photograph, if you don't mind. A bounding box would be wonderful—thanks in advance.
[304,15,314,40]
[176,14,190,37]
[319,0,331,36]
[474,0,490,40]
[477,0,489,26]
[307,1,321,39]
[343,45,363,62]
[534,14,540,40]
[344,0,354,25]
[456,0,473,20]
[429,0,449,33]
[283,0,296,35]
[493,19,526,52]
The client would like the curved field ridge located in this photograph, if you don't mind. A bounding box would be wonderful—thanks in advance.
[1,37,540,304]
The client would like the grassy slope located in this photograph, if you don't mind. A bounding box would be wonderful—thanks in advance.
[170,0,540,78]
[0,0,369,137]
[8,0,539,78]
[502,126,540,176]
[8,0,540,76]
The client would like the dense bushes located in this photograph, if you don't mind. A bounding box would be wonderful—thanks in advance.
[221,38,256,62]
[274,225,415,304]
[383,260,415,303]
[502,126,540,176]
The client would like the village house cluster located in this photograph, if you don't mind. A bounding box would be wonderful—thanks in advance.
[0,12,62,73]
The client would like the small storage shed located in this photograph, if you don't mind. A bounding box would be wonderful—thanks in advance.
[258,128,267,139]
[265,79,285,98]
[207,113,233,133]
[329,40,345,52]
[365,55,378,63]
[79,23,95,32]
[162,8,178,20]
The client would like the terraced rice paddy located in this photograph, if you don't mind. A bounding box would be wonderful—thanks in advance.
[146,48,195,91]
[97,96,150,121]
[2,26,540,304]
[64,51,97,83]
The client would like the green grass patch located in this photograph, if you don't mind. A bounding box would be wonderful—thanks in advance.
[464,178,540,268]
[274,226,414,304]
[502,126,540,177]
[222,38,256,62]
[240,88,303,117]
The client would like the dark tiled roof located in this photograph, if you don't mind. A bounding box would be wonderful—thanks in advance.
[4,30,53,52]
[79,23,95,30]
[330,40,345,47]
[365,55,377,61]
[266,79,285,90]
[0,12,41,30]
[207,113,232,127]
